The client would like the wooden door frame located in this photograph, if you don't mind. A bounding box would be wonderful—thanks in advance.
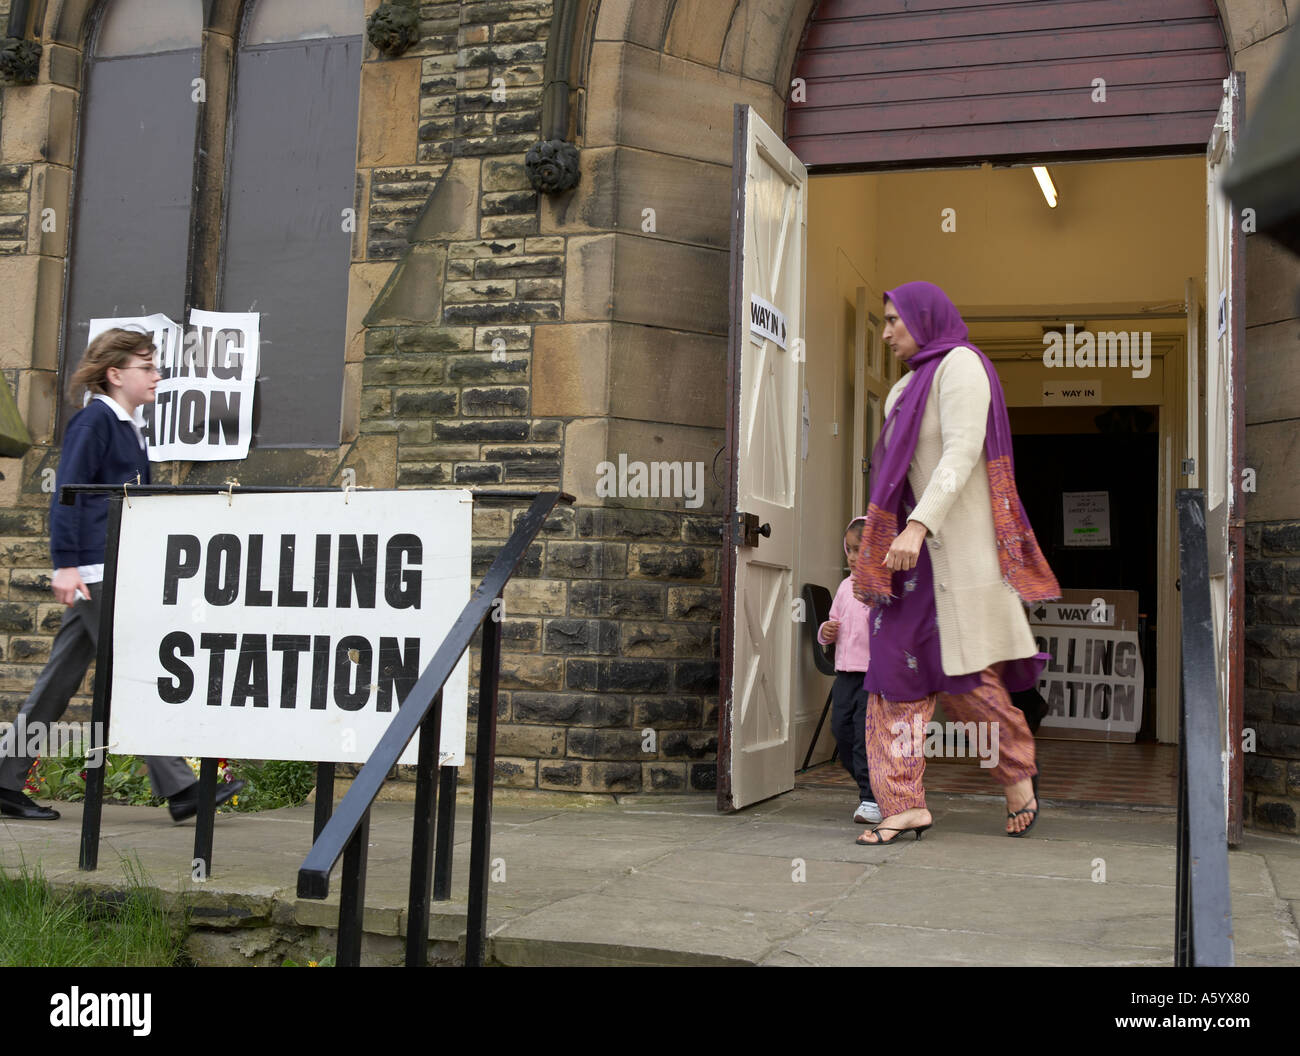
[717,103,747,812]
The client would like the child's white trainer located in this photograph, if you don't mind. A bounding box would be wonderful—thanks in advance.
[854,800,882,824]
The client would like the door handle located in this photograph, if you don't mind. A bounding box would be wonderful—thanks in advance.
[731,511,771,548]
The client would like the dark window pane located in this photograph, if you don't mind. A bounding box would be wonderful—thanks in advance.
[61,49,201,419]
[95,0,203,57]
[220,36,362,447]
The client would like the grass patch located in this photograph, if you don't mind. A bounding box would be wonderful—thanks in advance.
[0,858,190,967]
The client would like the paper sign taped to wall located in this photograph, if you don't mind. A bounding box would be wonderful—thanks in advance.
[87,310,259,462]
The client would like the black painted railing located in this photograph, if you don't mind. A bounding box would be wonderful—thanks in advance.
[1173,489,1234,966]
[298,488,573,966]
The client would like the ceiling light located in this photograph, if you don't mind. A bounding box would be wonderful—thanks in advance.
[1032,166,1058,208]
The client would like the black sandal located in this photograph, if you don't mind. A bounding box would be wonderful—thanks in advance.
[856,822,932,846]
[1006,799,1039,838]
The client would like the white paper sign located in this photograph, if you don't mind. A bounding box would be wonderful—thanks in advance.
[1062,490,1111,547]
[88,309,259,462]
[749,293,787,349]
[109,490,472,766]
[1028,601,1116,627]
[1032,627,1144,735]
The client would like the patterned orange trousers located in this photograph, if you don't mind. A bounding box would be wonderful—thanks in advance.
[863,666,1037,817]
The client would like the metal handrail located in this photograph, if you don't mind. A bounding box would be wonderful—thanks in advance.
[297,489,573,966]
[1173,489,1234,966]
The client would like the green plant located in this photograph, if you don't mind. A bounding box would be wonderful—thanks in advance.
[29,752,160,806]
[281,954,336,967]
[0,857,189,967]
[223,759,317,812]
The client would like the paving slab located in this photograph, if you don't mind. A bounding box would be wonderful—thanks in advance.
[760,919,1170,967]
[492,893,808,966]
[596,850,872,913]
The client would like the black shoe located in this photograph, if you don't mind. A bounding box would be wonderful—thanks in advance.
[168,779,246,822]
[0,789,61,820]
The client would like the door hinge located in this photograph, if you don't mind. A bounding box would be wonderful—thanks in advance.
[731,510,771,548]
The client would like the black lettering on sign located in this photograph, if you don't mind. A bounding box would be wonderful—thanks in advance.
[334,635,372,711]
[336,535,378,608]
[277,535,308,607]
[377,637,420,712]
[272,634,311,708]
[210,328,244,380]
[230,634,269,708]
[200,633,236,707]
[1113,640,1138,678]
[178,390,205,444]
[207,390,240,445]
[158,631,194,703]
[205,534,241,606]
[162,535,201,604]
[312,534,331,608]
[245,535,273,606]
[384,535,422,609]
[1111,684,1136,721]
[310,635,330,710]
[1092,682,1111,720]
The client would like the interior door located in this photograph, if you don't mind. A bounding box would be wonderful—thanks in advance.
[1204,73,1245,842]
[718,105,807,811]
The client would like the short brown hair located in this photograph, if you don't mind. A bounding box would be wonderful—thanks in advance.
[72,328,157,395]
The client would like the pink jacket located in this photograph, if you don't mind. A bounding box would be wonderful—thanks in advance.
[817,576,871,673]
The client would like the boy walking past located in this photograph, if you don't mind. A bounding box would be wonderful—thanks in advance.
[0,329,242,821]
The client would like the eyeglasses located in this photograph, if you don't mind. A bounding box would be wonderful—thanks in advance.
[121,363,162,375]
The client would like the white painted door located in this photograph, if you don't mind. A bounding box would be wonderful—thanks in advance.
[1203,73,1245,839]
[718,105,807,810]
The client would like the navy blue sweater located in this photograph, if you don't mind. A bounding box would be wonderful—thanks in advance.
[50,399,151,568]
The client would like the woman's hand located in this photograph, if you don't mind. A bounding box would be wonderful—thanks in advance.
[52,566,90,606]
[884,520,929,572]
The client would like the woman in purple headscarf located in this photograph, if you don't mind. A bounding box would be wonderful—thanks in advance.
[851,281,1059,845]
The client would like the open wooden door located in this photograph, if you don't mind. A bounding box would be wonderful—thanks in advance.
[1204,73,1246,843]
[718,105,807,811]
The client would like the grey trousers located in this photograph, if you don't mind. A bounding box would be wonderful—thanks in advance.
[0,582,195,798]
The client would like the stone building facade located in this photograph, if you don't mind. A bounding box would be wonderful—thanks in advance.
[0,0,1296,832]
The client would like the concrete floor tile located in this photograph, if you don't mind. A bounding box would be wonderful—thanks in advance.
[493,893,806,965]
[761,919,1171,967]
[597,850,872,912]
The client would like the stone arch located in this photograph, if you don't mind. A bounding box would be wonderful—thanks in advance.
[582,0,814,154]
[44,0,251,49]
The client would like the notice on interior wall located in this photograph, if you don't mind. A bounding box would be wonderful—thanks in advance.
[1062,490,1111,547]
[1041,379,1101,405]
[87,309,259,462]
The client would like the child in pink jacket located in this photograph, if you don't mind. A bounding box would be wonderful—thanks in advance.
[817,516,879,824]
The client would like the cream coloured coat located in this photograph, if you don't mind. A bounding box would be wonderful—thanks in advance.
[882,346,1039,676]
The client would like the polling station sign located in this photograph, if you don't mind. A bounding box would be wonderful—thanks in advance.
[87,309,258,462]
[1028,589,1144,741]
[109,491,472,766]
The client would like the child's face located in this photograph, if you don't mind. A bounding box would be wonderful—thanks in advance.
[845,533,861,566]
